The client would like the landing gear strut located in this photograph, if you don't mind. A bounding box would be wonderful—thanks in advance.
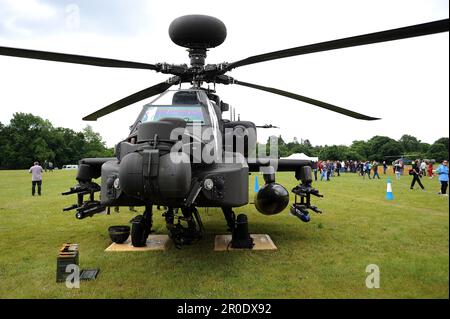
[130,205,153,247]
[231,214,254,249]
[221,207,236,232]
[163,206,204,248]
[222,207,254,249]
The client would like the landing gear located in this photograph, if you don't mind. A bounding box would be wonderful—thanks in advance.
[221,207,236,232]
[130,205,153,247]
[222,207,254,249]
[231,214,254,249]
[163,206,204,248]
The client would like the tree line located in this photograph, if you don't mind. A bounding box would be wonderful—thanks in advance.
[0,112,448,169]
[266,135,448,162]
[0,113,113,169]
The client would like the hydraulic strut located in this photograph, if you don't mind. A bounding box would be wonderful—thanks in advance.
[163,206,204,248]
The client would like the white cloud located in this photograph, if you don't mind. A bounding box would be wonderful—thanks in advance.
[1,0,56,19]
[0,0,58,36]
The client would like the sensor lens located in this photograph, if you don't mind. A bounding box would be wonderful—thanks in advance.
[204,178,214,190]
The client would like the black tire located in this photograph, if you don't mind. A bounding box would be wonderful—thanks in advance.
[131,215,147,247]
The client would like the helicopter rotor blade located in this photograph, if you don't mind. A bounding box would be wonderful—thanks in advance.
[83,77,179,121]
[230,79,380,120]
[256,124,279,128]
[224,19,449,72]
[0,46,159,70]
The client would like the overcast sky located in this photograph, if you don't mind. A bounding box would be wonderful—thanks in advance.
[0,0,448,148]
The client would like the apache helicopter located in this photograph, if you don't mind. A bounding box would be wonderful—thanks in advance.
[1,15,448,248]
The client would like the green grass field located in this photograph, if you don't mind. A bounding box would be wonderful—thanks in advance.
[0,168,448,299]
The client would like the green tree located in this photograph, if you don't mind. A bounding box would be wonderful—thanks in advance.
[0,122,7,168]
[303,139,312,148]
[319,145,349,160]
[366,136,403,161]
[3,113,54,168]
[345,150,364,161]
[0,113,113,169]
[427,143,448,162]
[33,137,55,162]
[399,134,421,153]
[349,140,370,159]
[419,142,430,154]
[379,140,404,160]
[81,125,113,158]
[433,137,449,151]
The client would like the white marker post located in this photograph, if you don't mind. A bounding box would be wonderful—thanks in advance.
[386,177,394,200]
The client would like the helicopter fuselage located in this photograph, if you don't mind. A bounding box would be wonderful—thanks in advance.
[62,87,319,249]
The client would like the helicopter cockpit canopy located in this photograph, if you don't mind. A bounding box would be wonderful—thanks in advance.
[134,90,214,127]
[131,90,221,155]
[141,104,208,124]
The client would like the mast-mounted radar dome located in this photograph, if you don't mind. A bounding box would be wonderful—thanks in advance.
[169,15,227,49]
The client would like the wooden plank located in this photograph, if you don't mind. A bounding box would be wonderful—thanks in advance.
[214,234,277,251]
[105,235,170,252]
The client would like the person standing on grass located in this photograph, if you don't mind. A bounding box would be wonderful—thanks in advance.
[320,162,328,181]
[420,160,427,177]
[318,160,323,175]
[400,160,405,176]
[326,160,332,181]
[428,161,434,179]
[410,159,425,190]
[372,161,380,179]
[336,160,341,177]
[383,160,387,174]
[358,161,365,177]
[362,161,367,179]
[363,161,372,179]
[394,161,402,180]
[327,161,334,179]
[29,161,43,196]
[435,160,449,196]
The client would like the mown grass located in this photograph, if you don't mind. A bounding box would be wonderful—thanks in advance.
[0,168,448,298]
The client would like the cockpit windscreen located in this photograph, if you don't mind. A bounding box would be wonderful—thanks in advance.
[141,105,208,124]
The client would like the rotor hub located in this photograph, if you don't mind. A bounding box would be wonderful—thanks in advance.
[188,48,207,69]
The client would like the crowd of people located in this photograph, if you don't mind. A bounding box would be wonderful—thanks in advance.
[408,159,449,195]
[313,159,449,196]
[314,160,386,181]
